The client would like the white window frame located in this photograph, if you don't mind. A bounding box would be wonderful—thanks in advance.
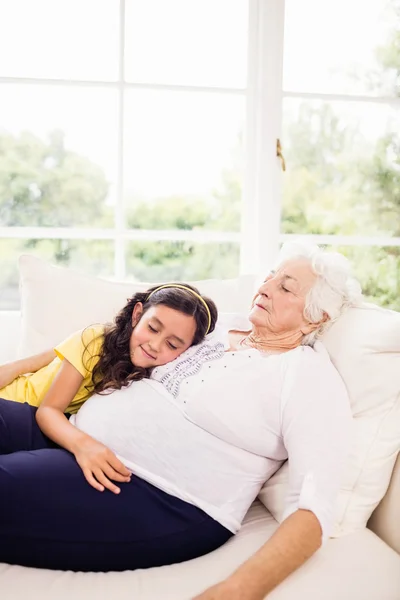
[275,0,400,267]
[1,0,399,282]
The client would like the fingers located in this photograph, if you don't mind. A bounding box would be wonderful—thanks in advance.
[83,465,131,494]
[101,462,131,484]
[77,447,132,493]
[83,468,105,493]
[102,470,130,483]
[107,453,131,477]
[93,468,121,494]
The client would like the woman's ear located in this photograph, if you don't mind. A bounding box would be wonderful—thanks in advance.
[300,321,319,335]
[301,312,330,335]
[131,302,144,327]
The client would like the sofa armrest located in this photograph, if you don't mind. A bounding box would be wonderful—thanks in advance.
[368,452,400,554]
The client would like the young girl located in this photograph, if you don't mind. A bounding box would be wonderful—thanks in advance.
[0,283,217,494]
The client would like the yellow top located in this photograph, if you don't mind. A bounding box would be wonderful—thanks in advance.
[0,325,104,414]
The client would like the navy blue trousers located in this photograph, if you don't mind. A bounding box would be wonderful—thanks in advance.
[0,399,232,571]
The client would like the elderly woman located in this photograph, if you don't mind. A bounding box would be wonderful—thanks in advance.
[0,242,361,600]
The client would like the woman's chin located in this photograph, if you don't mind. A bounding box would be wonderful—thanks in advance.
[248,312,266,327]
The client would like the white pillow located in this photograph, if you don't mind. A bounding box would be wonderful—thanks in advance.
[258,303,400,536]
[18,254,256,356]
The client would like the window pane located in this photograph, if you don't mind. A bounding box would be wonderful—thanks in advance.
[126,241,240,282]
[284,0,398,96]
[325,245,400,311]
[0,0,119,81]
[0,84,117,228]
[281,98,400,237]
[125,0,248,88]
[0,239,115,310]
[124,90,244,233]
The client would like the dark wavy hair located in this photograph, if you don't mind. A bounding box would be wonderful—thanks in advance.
[83,283,218,395]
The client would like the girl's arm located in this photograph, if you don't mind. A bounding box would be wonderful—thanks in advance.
[0,349,56,388]
[36,359,131,494]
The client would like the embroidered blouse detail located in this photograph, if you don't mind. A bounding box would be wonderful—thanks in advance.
[152,340,225,398]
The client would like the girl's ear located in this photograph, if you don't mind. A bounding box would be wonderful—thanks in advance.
[131,302,144,327]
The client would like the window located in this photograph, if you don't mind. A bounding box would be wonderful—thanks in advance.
[0,0,248,308]
[1,0,399,311]
[282,0,400,309]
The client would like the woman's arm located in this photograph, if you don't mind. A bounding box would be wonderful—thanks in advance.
[36,359,131,494]
[0,349,56,388]
[194,509,321,600]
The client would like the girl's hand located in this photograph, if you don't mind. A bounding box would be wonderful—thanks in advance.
[0,363,18,388]
[74,437,132,494]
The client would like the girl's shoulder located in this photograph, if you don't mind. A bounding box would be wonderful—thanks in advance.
[56,324,105,353]
[78,324,106,354]
[81,323,105,342]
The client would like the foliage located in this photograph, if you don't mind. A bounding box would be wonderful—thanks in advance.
[0,130,111,228]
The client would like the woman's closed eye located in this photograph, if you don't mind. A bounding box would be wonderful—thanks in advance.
[280,285,290,293]
[148,324,158,333]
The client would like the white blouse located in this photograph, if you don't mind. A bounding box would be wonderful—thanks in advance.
[71,322,352,540]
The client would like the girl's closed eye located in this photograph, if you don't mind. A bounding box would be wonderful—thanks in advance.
[148,324,158,333]
[168,341,178,350]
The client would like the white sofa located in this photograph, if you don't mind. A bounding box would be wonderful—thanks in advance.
[0,257,400,600]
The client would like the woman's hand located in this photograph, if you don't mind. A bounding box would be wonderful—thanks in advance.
[74,437,132,494]
[192,579,263,600]
[0,363,18,388]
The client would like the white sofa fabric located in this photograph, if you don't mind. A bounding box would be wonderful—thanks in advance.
[0,258,399,600]
[0,502,399,600]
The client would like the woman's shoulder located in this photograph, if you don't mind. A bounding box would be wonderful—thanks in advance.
[281,343,349,412]
[284,341,330,363]
[281,342,342,382]
[285,342,346,392]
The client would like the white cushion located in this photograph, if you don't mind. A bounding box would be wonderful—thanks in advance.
[18,255,256,356]
[1,501,399,600]
[0,311,20,362]
[259,304,400,537]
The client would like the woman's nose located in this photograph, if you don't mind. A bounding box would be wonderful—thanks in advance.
[259,281,271,296]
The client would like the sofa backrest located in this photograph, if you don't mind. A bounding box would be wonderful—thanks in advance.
[0,311,20,363]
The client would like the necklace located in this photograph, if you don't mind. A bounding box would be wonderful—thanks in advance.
[238,335,253,349]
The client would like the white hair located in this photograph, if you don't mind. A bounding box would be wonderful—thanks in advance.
[275,241,363,345]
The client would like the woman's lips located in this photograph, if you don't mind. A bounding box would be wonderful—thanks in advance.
[255,303,267,311]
